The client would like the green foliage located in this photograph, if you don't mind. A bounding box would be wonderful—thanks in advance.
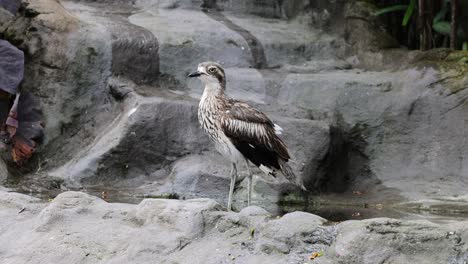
[432,3,467,41]
[402,0,416,26]
[375,0,466,50]
[374,5,408,16]
[433,4,448,24]
[433,4,450,35]
[433,21,451,35]
[374,0,416,26]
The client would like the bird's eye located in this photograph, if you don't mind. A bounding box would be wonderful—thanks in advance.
[208,67,217,73]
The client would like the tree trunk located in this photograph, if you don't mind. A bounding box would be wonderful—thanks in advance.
[450,0,458,49]
[419,0,427,50]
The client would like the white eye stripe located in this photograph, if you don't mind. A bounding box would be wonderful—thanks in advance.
[198,65,207,74]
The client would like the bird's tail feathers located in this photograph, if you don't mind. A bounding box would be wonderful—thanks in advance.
[279,159,307,191]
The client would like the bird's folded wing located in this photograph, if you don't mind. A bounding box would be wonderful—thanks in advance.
[220,100,290,160]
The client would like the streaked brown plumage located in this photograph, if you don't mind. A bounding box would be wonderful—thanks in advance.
[189,61,305,211]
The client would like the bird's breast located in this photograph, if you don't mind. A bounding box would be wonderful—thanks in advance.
[198,99,221,139]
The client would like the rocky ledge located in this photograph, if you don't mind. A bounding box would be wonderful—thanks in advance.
[0,190,467,264]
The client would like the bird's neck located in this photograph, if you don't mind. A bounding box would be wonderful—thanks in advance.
[201,82,225,100]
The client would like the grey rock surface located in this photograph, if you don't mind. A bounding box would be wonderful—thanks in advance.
[0,158,8,184]
[328,218,468,264]
[0,0,467,221]
[0,6,14,26]
[1,190,467,264]
[344,1,399,54]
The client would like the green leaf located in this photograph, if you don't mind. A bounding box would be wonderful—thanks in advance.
[432,21,451,35]
[374,5,408,16]
[433,4,448,24]
[249,228,255,238]
[402,0,416,26]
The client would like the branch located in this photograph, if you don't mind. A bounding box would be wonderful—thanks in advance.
[450,0,458,49]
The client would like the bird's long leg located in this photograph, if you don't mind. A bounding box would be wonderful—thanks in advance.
[245,159,253,207]
[227,163,237,211]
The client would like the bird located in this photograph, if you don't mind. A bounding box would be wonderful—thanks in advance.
[188,61,305,211]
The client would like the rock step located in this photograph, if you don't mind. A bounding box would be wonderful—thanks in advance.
[134,0,311,19]
[129,7,344,83]
[63,1,160,85]
[63,2,345,86]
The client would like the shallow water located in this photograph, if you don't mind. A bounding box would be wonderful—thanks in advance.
[279,201,468,224]
[11,186,468,224]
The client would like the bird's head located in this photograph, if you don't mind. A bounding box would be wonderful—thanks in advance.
[188,61,226,89]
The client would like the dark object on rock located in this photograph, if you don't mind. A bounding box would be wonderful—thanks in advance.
[0,0,20,14]
[0,39,23,95]
[0,37,43,166]
[8,92,44,165]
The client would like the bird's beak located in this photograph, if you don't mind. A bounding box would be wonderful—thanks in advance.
[188,71,202,77]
